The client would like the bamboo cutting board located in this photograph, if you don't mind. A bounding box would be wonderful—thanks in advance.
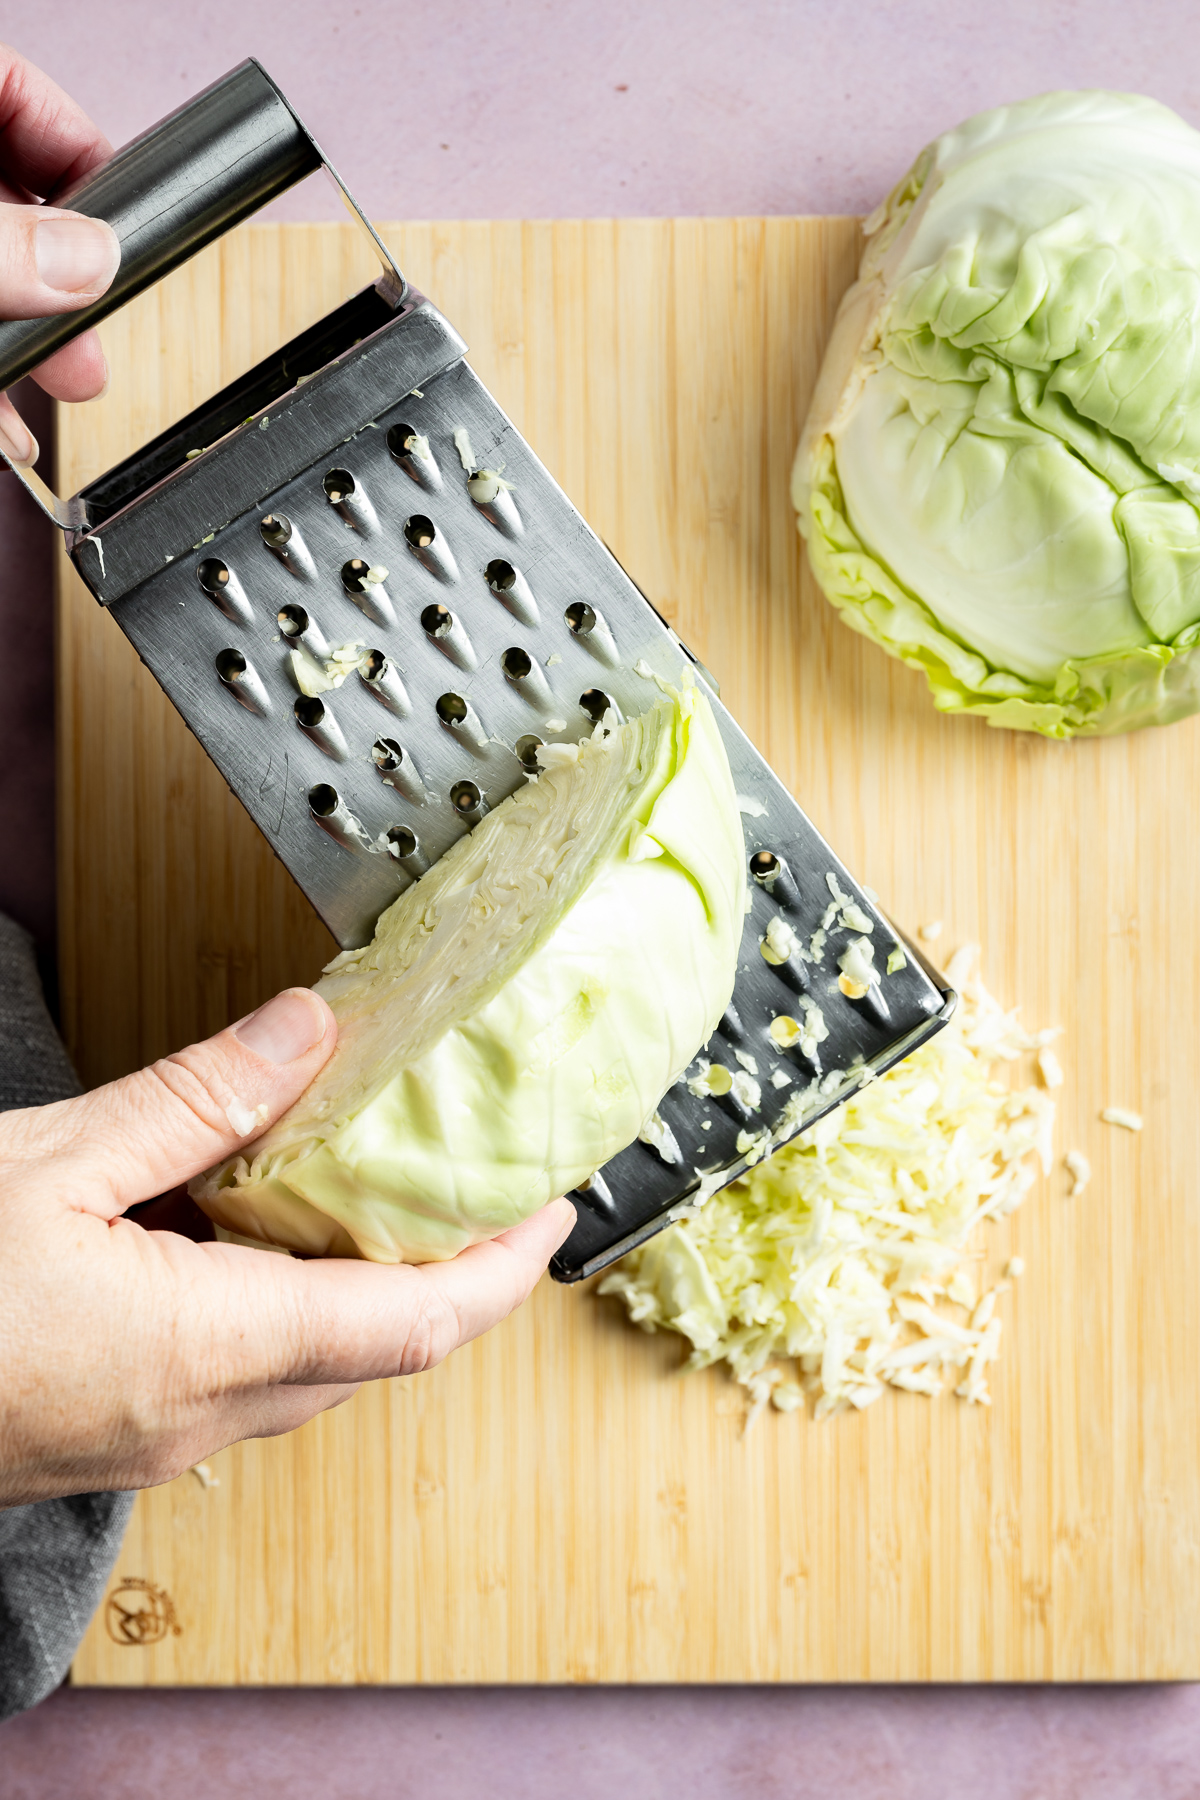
[63,219,1200,1684]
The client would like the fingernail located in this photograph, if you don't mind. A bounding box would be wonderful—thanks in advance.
[0,413,32,464]
[36,215,121,295]
[235,990,326,1064]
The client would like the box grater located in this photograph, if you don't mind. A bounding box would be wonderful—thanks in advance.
[1,61,954,1282]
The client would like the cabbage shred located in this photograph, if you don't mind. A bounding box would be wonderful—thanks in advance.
[599,945,1057,1420]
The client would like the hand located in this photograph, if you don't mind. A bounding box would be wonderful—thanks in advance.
[0,988,575,1506]
[0,43,123,461]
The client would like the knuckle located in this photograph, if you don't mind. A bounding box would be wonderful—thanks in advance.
[144,1053,235,1141]
[398,1287,461,1377]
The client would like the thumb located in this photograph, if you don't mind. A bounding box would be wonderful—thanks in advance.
[28,988,337,1215]
[0,204,120,320]
[0,203,121,454]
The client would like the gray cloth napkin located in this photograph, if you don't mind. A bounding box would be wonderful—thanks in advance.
[0,912,133,1720]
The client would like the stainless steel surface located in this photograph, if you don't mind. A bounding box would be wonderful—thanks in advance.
[0,62,320,394]
[71,296,466,603]
[48,64,953,1280]
[0,58,405,529]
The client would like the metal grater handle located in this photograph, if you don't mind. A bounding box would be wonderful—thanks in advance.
[0,58,403,395]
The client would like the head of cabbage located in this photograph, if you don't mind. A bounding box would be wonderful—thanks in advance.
[191,683,746,1262]
[793,90,1200,737]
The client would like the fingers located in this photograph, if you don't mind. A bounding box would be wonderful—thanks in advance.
[279,1196,578,1386]
[0,44,111,199]
[0,390,33,462]
[28,327,108,400]
[0,333,109,465]
[0,203,119,322]
[0,50,117,453]
[209,1381,363,1451]
[6,987,338,1211]
[134,1382,363,1491]
[63,1199,570,1489]
[397,1199,579,1370]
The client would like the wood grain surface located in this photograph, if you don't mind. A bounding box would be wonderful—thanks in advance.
[64,220,1200,1684]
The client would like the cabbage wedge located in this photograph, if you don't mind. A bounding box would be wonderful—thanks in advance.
[191,684,746,1262]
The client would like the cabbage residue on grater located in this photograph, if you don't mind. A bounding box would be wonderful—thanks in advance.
[0,60,954,1282]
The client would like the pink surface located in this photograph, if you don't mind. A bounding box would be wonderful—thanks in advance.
[1,1683,1199,1800]
[3,1,1200,1789]
[13,0,1200,221]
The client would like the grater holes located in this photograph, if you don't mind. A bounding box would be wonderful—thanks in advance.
[437,693,468,726]
[515,734,544,773]
[198,558,230,596]
[371,735,425,803]
[358,648,410,714]
[324,467,378,533]
[435,691,488,751]
[580,688,622,726]
[422,603,452,635]
[323,468,355,502]
[404,514,458,583]
[502,646,553,705]
[278,604,309,638]
[467,468,522,538]
[307,783,373,855]
[261,512,315,579]
[371,737,402,772]
[765,954,810,998]
[486,559,538,625]
[750,848,798,905]
[341,558,372,593]
[421,603,477,670]
[450,779,488,820]
[216,645,273,714]
[277,602,331,660]
[571,1171,617,1219]
[839,979,891,1026]
[293,694,347,760]
[387,423,442,491]
[341,559,395,626]
[198,558,251,625]
[309,783,339,817]
[386,823,429,874]
[565,601,619,664]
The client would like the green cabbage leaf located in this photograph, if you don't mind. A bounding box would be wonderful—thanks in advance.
[793,90,1200,737]
[191,683,746,1262]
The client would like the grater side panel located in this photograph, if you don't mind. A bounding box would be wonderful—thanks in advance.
[72,297,467,607]
[88,301,950,1278]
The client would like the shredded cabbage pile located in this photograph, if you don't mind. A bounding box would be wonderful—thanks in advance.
[600,945,1057,1420]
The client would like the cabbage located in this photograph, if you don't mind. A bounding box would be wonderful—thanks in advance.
[600,946,1058,1418]
[191,683,746,1262]
[793,90,1200,737]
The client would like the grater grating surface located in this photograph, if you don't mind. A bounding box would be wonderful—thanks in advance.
[1,63,953,1282]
